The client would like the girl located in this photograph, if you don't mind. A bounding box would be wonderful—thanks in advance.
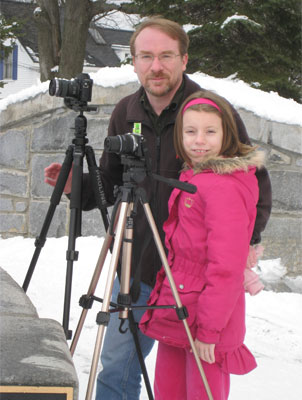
[139,90,265,399]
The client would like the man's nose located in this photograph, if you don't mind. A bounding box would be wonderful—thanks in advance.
[150,56,164,71]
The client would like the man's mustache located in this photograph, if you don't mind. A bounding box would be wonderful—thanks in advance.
[147,73,169,79]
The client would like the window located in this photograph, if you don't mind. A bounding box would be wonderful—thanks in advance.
[0,45,18,80]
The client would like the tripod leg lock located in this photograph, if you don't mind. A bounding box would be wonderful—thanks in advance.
[96,311,110,326]
[79,294,94,309]
[176,306,189,320]
[117,293,132,308]
[66,250,79,261]
[34,236,46,248]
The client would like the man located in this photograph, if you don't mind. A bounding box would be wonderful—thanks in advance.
[45,17,272,400]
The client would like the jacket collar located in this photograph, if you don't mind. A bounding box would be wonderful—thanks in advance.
[183,150,265,175]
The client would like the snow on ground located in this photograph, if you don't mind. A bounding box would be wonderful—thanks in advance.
[0,236,301,399]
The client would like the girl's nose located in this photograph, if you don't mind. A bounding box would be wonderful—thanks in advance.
[195,132,206,144]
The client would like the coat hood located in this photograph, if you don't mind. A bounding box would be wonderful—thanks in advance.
[183,149,265,175]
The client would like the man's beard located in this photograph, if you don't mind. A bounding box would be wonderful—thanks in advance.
[145,74,174,97]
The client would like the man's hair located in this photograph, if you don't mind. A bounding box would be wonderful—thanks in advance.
[174,90,255,165]
[130,16,189,56]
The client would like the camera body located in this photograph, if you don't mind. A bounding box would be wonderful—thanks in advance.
[49,73,93,102]
[104,133,144,158]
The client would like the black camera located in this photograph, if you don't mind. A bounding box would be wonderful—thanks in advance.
[49,73,93,102]
[104,133,144,157]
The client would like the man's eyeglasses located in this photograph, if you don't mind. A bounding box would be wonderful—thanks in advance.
[135,53,181,66]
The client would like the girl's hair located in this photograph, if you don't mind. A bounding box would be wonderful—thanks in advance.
[130,16,189,57]
[174,90,255,164]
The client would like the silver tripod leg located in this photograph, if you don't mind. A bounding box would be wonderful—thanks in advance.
[70,229,113,355]
[70,205,121,356]
[85,201,129,400]
[119,203,134,320]
[142,202,214,400]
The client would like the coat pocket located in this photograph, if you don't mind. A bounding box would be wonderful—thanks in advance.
[157,270,205,328]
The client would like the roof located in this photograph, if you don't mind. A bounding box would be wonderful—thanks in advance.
[1,0,132,67]
[1,0,39,62]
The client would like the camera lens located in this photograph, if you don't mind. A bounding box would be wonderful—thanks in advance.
[104,134,139,155]
[49,78,79,98]
[49,78,60,96]
[104,136,123,153]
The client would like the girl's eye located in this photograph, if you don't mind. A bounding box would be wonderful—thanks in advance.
[184,129,195,135]
[207,129,216,135]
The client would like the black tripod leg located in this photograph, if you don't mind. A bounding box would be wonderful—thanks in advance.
[128,310,154,400]
[85,146,110,232]
[62,144,84,339]
[22,146,74,292]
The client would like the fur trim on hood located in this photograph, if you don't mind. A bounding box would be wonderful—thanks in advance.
[183,149,266,175]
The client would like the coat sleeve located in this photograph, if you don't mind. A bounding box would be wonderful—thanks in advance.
[233,109,272,244]
[196,177,255,344]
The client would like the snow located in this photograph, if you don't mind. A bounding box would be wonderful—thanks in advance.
[0,236,301,400]
[1,64,301,127]
[221,14,261,29]
[94,10,140,31]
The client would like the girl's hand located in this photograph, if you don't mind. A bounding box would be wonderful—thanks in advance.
[194,339,215,364]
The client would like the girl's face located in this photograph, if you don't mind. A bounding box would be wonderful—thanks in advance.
[182,109,223,165]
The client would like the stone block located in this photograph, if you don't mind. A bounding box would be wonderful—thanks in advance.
[84,116,110,150]
[237,109,271,143]
[0,197,14,212]
[32,113,76,152]
[261,215,302,274]
[29,201,68,237]
[81,208,108,237]
[0,214,26,234]
[271,122,302,155]
[269,170,302,210]
[0,129,29,169]
[0,171,28,197]
[15,201,28,212]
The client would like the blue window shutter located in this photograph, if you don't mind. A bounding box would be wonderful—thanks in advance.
[12,45,18,80]
[0,59,3,80]
[0,50,3,80]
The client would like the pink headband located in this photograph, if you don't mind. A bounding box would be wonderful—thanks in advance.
[182,98,221,114]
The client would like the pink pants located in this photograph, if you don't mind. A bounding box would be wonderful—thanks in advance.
[154,342,230,400]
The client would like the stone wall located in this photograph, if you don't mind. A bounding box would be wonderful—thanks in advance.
[0,82,301,287]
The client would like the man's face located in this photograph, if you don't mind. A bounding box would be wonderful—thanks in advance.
[132,27,188,99]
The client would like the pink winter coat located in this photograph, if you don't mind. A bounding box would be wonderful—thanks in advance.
[139,150,265,375]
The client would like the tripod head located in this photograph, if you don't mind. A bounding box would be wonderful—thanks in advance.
[64,97,98,113]
[105,133,197,195]
[106,134,196,239]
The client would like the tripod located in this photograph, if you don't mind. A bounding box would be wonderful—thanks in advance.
[70,144,214,400]
[22,98,109,340]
